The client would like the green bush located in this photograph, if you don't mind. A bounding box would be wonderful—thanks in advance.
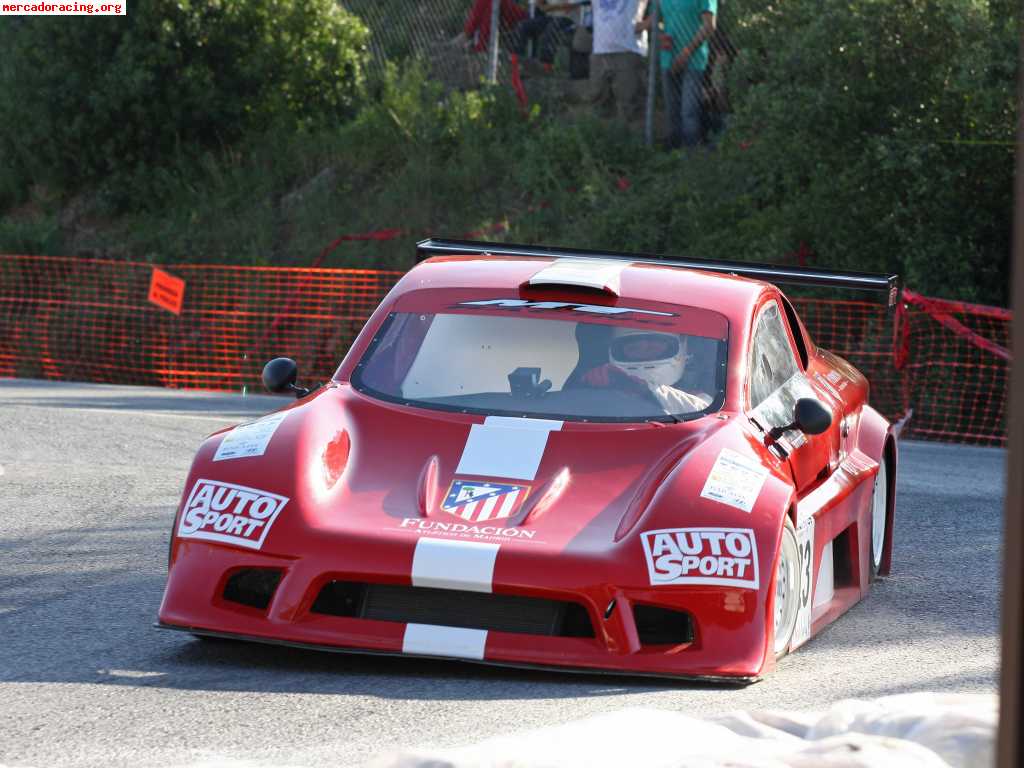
[692,0,1017,303]
[0,0,369,207]
[1,0,1013,307]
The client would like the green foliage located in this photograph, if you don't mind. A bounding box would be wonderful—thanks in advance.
[698,0,1017,302]
[0,0,1015,307]
[342,0,467,61]
[0,215,62,256]
[0,0,369,207]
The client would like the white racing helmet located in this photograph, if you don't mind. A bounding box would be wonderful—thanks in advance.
[609,328,688,388]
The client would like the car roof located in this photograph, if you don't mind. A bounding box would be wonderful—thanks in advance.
[398,255,769,323]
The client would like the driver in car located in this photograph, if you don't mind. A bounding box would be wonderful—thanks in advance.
[581,328,712,413]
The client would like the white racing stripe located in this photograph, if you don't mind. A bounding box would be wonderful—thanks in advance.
[402,624,487,660]
[482,416,564,431]
[455,417,563,481]
[411,537,500,593]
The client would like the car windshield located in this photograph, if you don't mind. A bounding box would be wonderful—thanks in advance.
[352,307,728,422]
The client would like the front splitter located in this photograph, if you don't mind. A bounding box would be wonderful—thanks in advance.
[155,621,758,686]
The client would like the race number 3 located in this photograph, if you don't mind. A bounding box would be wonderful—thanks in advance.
[791,514,815,649]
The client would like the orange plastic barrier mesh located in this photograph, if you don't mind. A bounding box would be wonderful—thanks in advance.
[0,254,403,391]
[0,254,1012,445]
[894,291,1011,445]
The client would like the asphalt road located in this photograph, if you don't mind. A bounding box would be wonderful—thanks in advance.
[0,379,1005,768]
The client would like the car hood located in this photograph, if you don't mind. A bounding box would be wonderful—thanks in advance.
[246,384,732,555]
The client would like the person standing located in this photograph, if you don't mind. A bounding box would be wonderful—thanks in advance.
[640,0,717,148]
[463,0,528,52]
[512,2,582,73]
[589,0,649,123]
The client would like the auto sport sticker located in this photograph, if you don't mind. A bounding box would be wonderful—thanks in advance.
[791,513,815,649]
[442,480,529,522]
[641,527,760,589]
[213,412,288,461]
[699,448,770,513]
[177,479,288,550]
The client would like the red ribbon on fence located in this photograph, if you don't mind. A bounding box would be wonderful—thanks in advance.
[311,228,407,269]
[903,289,1011,362]
[509,54,529,112]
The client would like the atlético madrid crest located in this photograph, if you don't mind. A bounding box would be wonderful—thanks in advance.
[442,480,530,523]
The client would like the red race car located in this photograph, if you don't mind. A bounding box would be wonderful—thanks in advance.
[158,239,900,682]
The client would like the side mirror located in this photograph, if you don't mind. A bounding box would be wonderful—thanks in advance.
[768,397,832,440]
[262,357,309,398]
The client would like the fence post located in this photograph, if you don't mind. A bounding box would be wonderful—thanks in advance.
[527,0,536,59]
[997,25,1024,768]
[644,0,660,147]
[488,0,501,84]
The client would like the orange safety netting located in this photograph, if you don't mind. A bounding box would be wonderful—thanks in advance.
[0,254,1012,446]
[0,254,403,392]
[895,290,1011,445]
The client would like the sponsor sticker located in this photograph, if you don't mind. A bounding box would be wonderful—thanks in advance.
[397,518,540,543]
[457,299,675,317]
[641,527,760,589]
[791,514,815,649]
[213,412,288,461]
[177,479,288,550]
[699,448,770,513]
[442,480,529,522]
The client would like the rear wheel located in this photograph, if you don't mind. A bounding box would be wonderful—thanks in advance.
[773,519,800,658]
[871,458,888,577]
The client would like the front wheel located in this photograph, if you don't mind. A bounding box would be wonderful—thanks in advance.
[870,459,888,578]
[773,518,800,658]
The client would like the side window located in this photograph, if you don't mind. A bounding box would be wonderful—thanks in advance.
[749,302,800,409]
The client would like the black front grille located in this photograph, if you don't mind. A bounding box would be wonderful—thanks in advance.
[312,581,594,638]
[222,568,282,610]
[633,604,695,646]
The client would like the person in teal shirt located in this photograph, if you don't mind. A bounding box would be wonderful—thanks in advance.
[638,0,717,147]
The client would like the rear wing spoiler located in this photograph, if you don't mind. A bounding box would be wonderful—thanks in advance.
[415,238,902,308]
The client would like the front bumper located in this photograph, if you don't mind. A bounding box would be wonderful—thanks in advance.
[157,540,770,682]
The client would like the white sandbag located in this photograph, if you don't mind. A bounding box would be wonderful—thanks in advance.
[373,693,997,768]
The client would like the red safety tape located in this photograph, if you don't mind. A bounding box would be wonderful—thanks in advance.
[509,54,529,112]
[903,289,1013,321]
[903,289,1011,362]
[311,228,407,269]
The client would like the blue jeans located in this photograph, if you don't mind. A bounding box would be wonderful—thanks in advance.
[662,68,704,149]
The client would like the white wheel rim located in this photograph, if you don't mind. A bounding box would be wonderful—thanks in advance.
[872,461,887,569]
[773,529,799,656]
